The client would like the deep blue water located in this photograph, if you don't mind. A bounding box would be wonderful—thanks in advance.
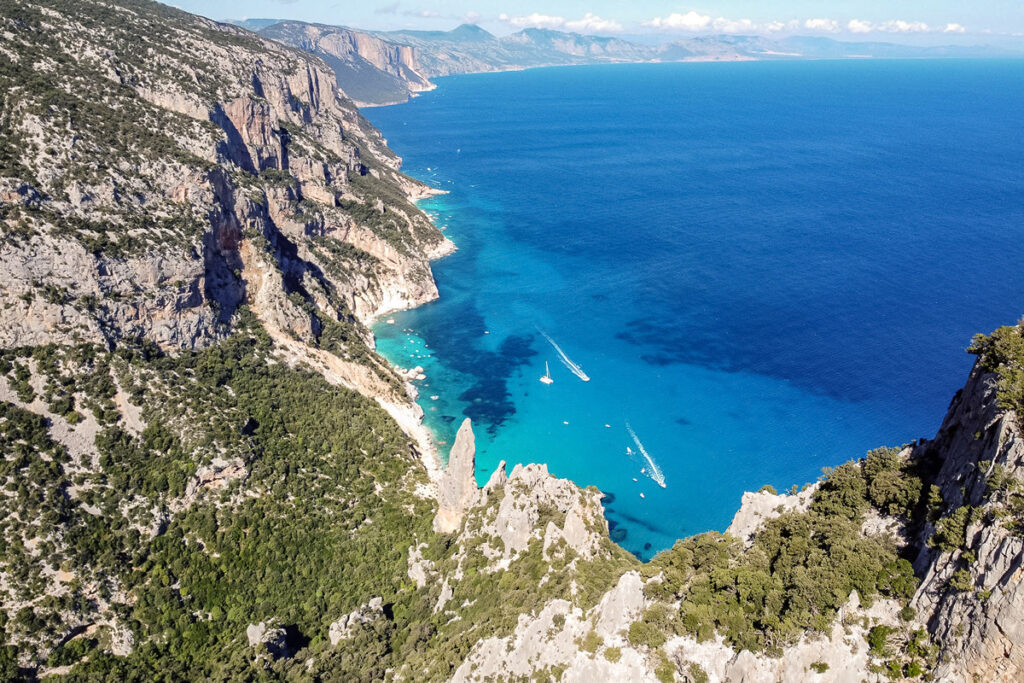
[366,60,1024,560]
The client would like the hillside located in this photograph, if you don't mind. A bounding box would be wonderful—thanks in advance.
[1,1,1023,681]
[256,22,658,106]
[251,20,1019,106]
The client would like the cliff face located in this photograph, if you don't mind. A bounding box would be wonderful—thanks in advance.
[423,347,1024,682]
[251,21,1014,107]
[259,22,435,106]
[1,5,461,675]
[906,363,1024,682]
[0,0,452,409]
[256,23,662,106]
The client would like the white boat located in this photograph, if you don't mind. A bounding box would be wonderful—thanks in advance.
[640,493,645,499]
[540,361,554,385]
[626,422,667,489]
[537,329,590,382]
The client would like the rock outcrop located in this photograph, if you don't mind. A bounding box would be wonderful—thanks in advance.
[906,364,1024,682]
[180,457,248,507]
[259,22,434,106]
[436,435,610,570]
[725,486,816,547]
[453,572,651,682]
[246,620,295,659]
[328,597,385,646]
[434,418,481,533]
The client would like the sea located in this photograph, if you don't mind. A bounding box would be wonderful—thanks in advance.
[365,60,1024,560]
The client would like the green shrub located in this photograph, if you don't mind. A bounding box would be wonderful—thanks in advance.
[949,569,973,592]
[581,629,602,653]
[868,625,896,656]
[654,653,675,683]
[969,321,1024,414]
[628,620,666,649]
[687,662,709,683]
[930,506,972,552]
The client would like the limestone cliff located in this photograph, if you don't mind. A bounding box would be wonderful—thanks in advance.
[424,351,1024,682]
[434,418,481,533]
[259,22,435,106]
[256,22,660,106]
[906,362,1024,682]
[0,0,453,447]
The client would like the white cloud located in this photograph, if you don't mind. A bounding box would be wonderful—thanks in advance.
[565,13,623,33]
[643,11,757,34]
[764,20,801,33]
[509,10,969,38]
[847,19,874,34]
[712,17,756,34]
[499,12,566,30]
[804,18,839,33]
[879,19,932,33]
[500,12,622,33]
[846,17,968,35]
[643,11,713,31]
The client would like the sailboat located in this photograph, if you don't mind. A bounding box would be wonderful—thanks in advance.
[539,361,554,385]
[536,328,590,382]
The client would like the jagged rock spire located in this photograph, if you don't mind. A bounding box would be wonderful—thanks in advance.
[434,418,482,533]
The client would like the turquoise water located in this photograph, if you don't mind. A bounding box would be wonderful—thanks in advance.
[366,60,1024,559]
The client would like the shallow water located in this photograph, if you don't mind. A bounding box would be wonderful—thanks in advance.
[367,60,1024,559]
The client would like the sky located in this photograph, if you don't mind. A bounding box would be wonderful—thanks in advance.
[171,1,1024,44]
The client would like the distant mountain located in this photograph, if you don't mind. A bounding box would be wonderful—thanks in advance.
[248,20,1022,106]
[231,17,282,32]
[389,22,496,44]
[259,21,435,106]
[256,22,664,105]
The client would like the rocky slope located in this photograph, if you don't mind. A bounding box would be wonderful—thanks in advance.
[2,1,1024,681]
[258,22,436,107]
[0,1,455,675]
[257,22,658,106]
[0,0,454,445]
[906,353,1024,681]
[429,337,1024,681]
[250,21,1018,106]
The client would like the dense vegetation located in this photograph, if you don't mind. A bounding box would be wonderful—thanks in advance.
[0,323,439,679]
[638,448,921,651]
[969,318,1024,416]
[639,446,933,674]
[0,325,642,680]
[0,305,1013,680]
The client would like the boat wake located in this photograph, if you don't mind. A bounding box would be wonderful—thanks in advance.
[536,328,590,382]
[625,421,666,488]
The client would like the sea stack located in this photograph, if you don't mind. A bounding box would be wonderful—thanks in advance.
[434,418,481,533]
